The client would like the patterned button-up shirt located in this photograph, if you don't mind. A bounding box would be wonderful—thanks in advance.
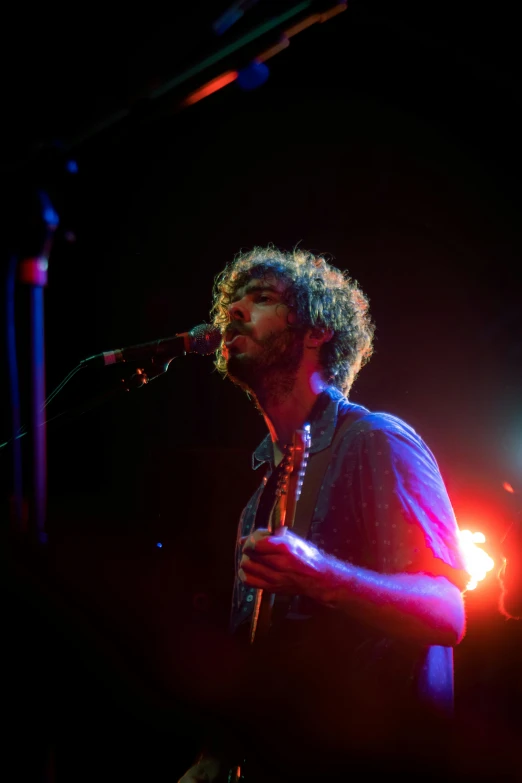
[229,386,468,723]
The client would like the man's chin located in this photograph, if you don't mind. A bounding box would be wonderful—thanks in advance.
[226,356,259,393]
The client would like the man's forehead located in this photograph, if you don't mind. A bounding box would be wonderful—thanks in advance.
[236,275,287,298]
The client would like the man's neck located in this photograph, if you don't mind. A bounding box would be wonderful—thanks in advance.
[259,371,327,458]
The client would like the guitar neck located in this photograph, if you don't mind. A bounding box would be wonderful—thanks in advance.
[249,425,310,646]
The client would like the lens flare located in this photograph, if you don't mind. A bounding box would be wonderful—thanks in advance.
[457,529,495,590]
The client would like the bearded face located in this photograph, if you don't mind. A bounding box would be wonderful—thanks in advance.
[225,324,305,403]
[222,275,306,404]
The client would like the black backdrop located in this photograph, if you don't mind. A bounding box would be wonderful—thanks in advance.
[1,3,522,780]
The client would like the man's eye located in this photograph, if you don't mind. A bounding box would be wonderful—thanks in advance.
[258,295,272,303]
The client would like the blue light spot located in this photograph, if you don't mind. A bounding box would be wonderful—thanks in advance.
[212,7,243,35]
[43,206,59,226]
[156,542,163,548]
[66,160,79,174]
[237,61,269,91]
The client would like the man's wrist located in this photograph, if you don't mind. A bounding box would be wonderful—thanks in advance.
[308,553,353,607]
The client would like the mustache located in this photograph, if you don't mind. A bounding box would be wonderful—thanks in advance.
[224,324,250,342]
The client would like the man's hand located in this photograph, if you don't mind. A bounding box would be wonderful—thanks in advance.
[239,527,327,598]
[177,756,221,782]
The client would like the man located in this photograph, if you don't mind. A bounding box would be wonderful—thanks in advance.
[179,246,468,782]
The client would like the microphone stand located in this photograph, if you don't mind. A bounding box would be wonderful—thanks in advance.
[1,362,169,457]
[1,358,167,781]
[18,192,58,544]
[1,174,61,783]
[40,363,164,430]
[2,184,59,543]
[2,160,159,781]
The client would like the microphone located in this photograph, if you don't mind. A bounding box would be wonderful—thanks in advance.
[81,323,222,368]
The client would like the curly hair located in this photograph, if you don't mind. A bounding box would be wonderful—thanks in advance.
[210,245,375,396]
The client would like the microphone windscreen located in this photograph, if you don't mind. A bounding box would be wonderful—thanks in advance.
[188,324,222,355]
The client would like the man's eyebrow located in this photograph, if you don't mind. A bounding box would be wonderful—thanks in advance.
[241,283,281,296]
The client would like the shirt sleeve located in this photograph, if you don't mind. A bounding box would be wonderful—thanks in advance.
[229,480,266,635]
[350,414,469,591]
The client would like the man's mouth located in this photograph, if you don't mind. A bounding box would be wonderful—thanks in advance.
[224,329,249,347]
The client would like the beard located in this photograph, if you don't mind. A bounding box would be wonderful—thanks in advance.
[226,326,305,406]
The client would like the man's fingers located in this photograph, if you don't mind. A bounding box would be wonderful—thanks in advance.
[239,565,277,589]
[246,537,289,556]
[240,559,280,585]
[239,571,268,590]
[241,528,272,548]
[242,532,291,556]
[240,551,287,571]
[272,525,291,537]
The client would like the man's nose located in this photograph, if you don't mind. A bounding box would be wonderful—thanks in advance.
[228,299,249,321]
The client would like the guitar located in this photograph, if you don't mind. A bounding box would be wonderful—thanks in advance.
[249,423,312,644]
[228,425,311,782]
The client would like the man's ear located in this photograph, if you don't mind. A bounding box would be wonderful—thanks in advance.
[305,327,334,348]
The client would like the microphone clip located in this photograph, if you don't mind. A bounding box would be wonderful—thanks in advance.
[122,362,169,390]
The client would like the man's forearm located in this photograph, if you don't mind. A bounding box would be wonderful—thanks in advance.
[309,555,465,646]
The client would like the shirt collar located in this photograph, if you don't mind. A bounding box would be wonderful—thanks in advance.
[252,386,346,470]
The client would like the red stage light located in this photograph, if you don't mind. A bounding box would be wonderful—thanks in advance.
[457,528,495,591]
[182,71,238,107]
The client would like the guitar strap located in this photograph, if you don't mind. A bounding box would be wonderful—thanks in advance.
[272,404,367,620]
[290,404,367,540]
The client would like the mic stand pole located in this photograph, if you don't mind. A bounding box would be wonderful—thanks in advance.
[18,192,58,545]
[2,363,159,783]
[2,182,60,783]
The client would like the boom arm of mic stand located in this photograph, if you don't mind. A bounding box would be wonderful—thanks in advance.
[0,362,168,455]
[35,363,163,432]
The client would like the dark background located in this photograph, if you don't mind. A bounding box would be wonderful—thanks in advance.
[1,2,521,780]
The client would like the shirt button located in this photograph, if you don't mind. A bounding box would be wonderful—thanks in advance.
[246,594,254,602]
